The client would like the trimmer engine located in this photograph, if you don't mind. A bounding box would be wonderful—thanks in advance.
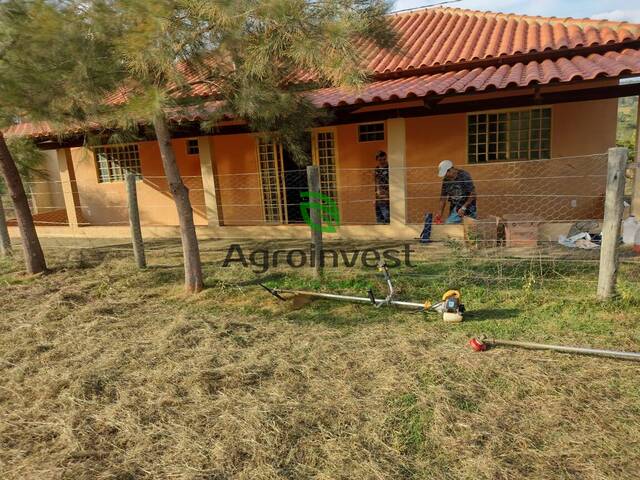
[438,290,465,323]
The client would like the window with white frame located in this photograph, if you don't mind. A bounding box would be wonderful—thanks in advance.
[186,138,199,155]
[94,144,141,183]
[315,131,338,202]
[467,108,551,163]
[257,139,283,223]
[358,122,385,142]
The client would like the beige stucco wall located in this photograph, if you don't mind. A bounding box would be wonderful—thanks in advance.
[404,99,617,168]
[551,99,618,157]
[335,123,387,225]
[29,150,65,214]
[210,133,263,226]
[404,99,617,223]
[69,139,207,226]
[211,125,390,226]
[44,98,617,229]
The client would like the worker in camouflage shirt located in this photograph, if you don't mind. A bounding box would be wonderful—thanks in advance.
[374,151,390,224]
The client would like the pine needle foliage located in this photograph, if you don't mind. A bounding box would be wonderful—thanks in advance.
[2,0,397,155]
[0,0,123,129]
[98,0,398,162]
[0,138,47,195]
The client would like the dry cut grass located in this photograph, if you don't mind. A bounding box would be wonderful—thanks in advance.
[1,238,640,479]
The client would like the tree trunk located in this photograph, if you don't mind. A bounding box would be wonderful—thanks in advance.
[0,195,12,257]
[0,132,46,273]
[152,112,203,293]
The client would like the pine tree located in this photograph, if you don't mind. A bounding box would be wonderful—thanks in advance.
[0,0,121,273]
[2,0,396,288]
[93,0,396,292]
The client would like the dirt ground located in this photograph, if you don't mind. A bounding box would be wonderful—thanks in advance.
[1,238,640,479]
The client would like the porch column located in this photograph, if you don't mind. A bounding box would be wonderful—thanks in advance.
[56,148,80,229]
[632,98,640,216]
[197,137,220,226]
[387,117,407,225]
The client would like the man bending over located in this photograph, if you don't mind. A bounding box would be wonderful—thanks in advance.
[436,160,477,224]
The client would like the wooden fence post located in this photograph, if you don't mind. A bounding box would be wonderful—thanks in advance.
[0,195,12,257]
[631,98,640,216]
[597,147,628,300]
[126,173,146,269]
[306,165,323,277]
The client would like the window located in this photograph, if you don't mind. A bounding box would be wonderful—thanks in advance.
[468,108,551,163]
[358,122,385,142]
[257,139,284,223]
[315,131,338,202]
[94,144,141,183]
[186,138,199,155]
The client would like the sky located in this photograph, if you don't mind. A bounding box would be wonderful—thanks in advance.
[392,0,640,23]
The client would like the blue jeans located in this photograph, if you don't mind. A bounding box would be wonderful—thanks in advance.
[376,200,390,224]
[445,208,477,224]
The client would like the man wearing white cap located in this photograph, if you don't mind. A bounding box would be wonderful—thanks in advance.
[436,160,477,224]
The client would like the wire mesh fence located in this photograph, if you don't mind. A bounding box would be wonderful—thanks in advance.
[0,152,612,229]
[1,176,207,228]
[1,151,639,293]
[406,154,608,225]
[215,154,610,227]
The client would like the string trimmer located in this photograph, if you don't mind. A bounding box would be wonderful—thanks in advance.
[260,263,465,322]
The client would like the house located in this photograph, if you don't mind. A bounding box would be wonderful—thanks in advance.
[5,7,640,241]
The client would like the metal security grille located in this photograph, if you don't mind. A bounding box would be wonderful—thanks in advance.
[315,131,338,202]
[358,122,385,142]
[468,108,551,163]
[186,139,199,155]
[257,140,284,223]
[94,144,141,183]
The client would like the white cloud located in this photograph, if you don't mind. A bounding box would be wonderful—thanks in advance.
[588,9,640,23]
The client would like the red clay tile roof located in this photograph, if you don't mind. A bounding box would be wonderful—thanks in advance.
[97,7,640,107]
[3,122,56,138]
[311,49,640,107]
[104,60,222,106]
[365,7,640,73]
[5,7,640,138]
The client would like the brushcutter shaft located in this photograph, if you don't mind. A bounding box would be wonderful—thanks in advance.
[273,288,426,310]
[486,338,640,362]
[261,264,460,317]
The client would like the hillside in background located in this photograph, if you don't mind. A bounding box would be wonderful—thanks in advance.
[618,96,638,159]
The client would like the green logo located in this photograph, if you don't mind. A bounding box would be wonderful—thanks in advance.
[300,191,340,233]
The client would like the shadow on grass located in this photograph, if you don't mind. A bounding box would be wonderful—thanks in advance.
[233,272,286,287]
[263,292,426,328]
[282,303,392,327]
[463,308,521,322]
[144,267,184,285]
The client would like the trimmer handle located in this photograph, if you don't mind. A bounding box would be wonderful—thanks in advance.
[376,262,395,306]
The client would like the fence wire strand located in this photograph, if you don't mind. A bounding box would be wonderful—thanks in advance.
[2,151,639,288]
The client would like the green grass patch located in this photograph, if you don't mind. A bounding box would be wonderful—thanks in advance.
[2,238,640,479]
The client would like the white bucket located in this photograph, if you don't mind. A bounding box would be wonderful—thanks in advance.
[622,215,640,245]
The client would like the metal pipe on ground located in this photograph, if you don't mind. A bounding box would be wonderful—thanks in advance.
[470,337,640,362]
